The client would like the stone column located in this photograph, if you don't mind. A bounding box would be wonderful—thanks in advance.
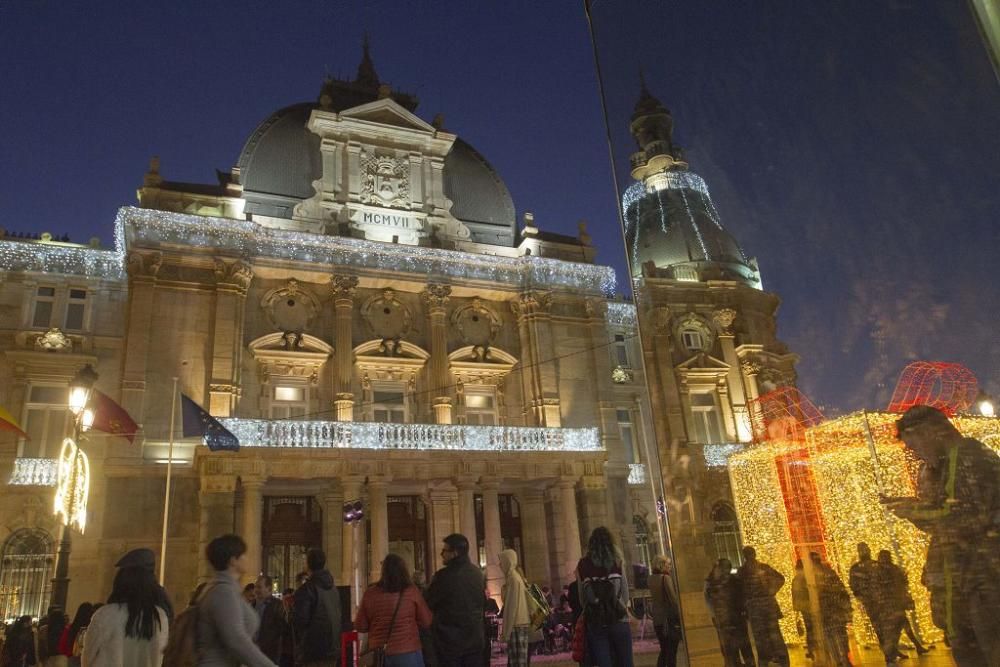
[321,485,343,577]
[428,485,459,572]
[241,477,265,584]
[332,275,358,421]
[210,259,253,416]
[558,478,583,581]
[518,490,552,587]
[480,481,504,597]
[197,475,236,581]
[367,480,389,583]
[121,251,162,423]
[511,291,561,426]
[341,477,364,608]
[456,479,478,548]
[422,284,453,424]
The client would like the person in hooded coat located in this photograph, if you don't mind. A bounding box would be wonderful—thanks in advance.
[499,549,531,667]
[292,548,342,667]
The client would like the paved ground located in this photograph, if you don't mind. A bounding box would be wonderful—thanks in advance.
[491,640,959,666]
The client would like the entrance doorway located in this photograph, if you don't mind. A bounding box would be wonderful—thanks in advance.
[386,496,430,581]
[262,496,322,593]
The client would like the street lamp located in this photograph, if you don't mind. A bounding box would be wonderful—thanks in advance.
[51,364,98,611]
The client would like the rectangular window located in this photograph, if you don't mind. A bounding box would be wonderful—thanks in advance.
[20,384,70,459]
[372,383,406,423]
[31,287,56,328]
[64,289,87,331]
[465,386,497,425]
[617,408,640,463]
[681,329,705,351]
[690,391,724,444]
[612,333,630,367]
[269,385,308,420]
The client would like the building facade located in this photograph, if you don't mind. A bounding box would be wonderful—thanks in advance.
[0,50,664,617]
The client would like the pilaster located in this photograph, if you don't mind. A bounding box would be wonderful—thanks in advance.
[240,477,265,584]
[121,250,162,422]
[422,284,453,424]
[210,259,253,416]
[511,291,561,427]
[332,275,358,420]
[480,480,504,597]
[367,479,389,583]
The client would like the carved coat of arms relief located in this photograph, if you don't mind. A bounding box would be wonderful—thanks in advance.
[360,150,410,209]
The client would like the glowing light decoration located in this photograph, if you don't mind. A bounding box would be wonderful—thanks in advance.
[219,418,602,452]
[703,443,745,467]
[748,387,825,445]
[729,411,1000,647]
[115,208,616,296]
[606,302,637,328]
[627,463,646,485]
[887,361,979,415]
[8,458,59,486]
[0,239,122,279]
[53,439,90,533]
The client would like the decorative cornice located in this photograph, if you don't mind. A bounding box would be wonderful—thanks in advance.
[117,207,615,295]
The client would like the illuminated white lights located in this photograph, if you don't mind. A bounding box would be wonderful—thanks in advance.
[9,458,58,486]
[116,208,616,296]
[218,418,603,452]
[53,438,90,533]
[0,239,123,279]
[627,462,646,485]
[606,302,637,328]
[703,443,746,467]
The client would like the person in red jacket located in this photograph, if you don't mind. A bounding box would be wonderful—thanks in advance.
[355,553,433,667]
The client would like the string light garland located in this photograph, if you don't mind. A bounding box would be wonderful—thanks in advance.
[0,239,122,279]
[8,458,59,486]
[53,438,90,533]
[116,207,617,296]
[606,302,637,327]
[219,418,603,452]
[729,411,1000,646]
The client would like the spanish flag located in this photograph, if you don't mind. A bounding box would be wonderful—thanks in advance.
[0,406,29,439]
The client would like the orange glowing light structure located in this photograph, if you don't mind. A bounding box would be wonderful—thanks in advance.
[887,361,979,416]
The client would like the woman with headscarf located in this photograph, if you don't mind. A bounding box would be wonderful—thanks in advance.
[498,549,531,667]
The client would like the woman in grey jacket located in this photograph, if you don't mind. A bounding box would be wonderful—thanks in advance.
[196,534,277,667]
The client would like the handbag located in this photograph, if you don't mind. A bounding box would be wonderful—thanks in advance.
[360,591,404,667]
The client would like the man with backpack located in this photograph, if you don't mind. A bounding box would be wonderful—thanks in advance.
[292,549,343,667]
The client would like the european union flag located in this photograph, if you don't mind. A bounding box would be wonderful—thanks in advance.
[181,394,240,452]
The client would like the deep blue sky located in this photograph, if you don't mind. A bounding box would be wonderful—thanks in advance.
[1,1,997,412]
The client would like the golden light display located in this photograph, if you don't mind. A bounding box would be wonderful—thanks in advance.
[53,437,91,533]
[729,411,1000,648]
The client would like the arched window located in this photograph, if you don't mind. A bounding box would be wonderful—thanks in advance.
[710,502,743,568]
[0,528,55,621]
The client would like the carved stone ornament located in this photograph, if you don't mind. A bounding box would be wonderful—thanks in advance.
[611,365,634,385]
[331,274,359,300]
[510,290,553,318]
[362,288,413,341]
[451,297,501,347]
[359,150,410,209]
[215,259,254,291]
[584,298,608,320]
[260,279,320,333]
[34,327,72,352]
[421,284,452,313]
[647,305,672,333]
[712,308,737,334]
[125,250,162,278]
[741,359,762,376]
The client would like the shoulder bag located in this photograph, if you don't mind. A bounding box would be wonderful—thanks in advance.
[360,590,404,667]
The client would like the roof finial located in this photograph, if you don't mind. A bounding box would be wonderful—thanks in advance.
[356,31,379,87]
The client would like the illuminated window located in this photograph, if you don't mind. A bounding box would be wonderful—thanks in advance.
[681,328,705,351]
[20,385,70,458]
[31,287,56,328]
[270,384,308,419]
[690,391,724,444]
[633,515,655,580]
[465,386,497,425]
[0,529,55,621]
[617,408,641,463]
[372,382,406,423]
[64,289,87,331]
[612,333,630,367]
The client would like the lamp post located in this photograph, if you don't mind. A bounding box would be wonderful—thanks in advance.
[50,364,98,611]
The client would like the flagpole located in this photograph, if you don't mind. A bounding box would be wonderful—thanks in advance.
[159,377,178,585]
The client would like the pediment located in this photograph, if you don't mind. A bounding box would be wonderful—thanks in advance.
[340,98,435,133]
[676,353,730,372]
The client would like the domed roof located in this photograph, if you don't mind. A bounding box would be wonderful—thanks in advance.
[623,172,760,287]
[236,100,516,245]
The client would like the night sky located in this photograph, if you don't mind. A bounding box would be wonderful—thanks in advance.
[2,1,997,413]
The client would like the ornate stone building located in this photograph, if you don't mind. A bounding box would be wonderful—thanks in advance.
[0,49,662,617]
[624,84,799,655]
